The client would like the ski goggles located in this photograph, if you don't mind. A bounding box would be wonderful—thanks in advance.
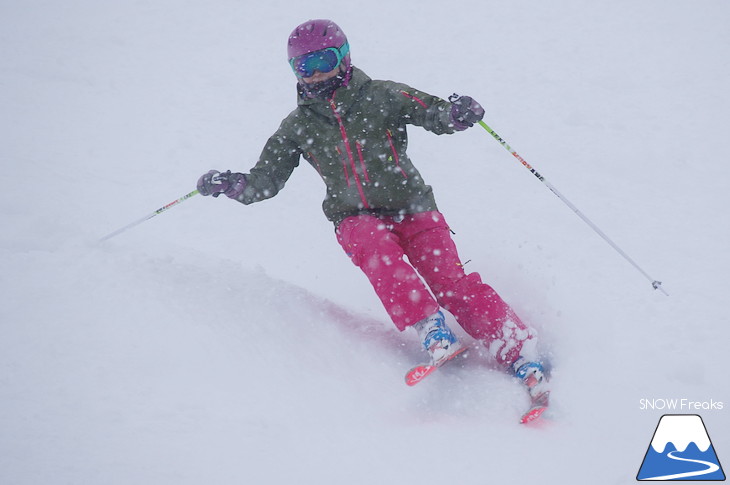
[289,42,350,78]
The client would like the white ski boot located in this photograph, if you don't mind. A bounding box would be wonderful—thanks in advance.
[512,356,550,423]
[413,310,463,366]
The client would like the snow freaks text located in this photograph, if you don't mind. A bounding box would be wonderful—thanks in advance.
[639,398,724,411]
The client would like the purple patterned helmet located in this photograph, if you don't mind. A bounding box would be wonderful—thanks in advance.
[287,19,351,78]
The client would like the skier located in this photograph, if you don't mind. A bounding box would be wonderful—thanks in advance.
[197,19,549,420]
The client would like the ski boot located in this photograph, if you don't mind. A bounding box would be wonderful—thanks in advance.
[413,310,463,366]
[512,356,550,423]
[405,311,467,386]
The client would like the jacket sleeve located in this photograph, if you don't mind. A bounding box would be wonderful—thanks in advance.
[387,82,457,135]
[233,118,302,205]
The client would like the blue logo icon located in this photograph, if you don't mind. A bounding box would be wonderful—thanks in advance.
[637,414,725,481]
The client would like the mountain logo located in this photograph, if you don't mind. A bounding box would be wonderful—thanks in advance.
[637,414,725,481]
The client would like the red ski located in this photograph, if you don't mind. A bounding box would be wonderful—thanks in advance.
[520,390,550,424]
[404,345,469,386]
[406,346,550,425]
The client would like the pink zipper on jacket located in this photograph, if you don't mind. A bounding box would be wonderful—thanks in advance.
[329,96,370,209]
[400,90,428,108]
[336,146,351,187]
[355,141,371,183]
[386,129,408,179]
[307,152,324,179]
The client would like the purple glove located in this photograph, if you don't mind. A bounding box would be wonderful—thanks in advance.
[197,170,246,198]
[449,94,485,131]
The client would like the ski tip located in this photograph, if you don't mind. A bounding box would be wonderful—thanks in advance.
[404,345,470,386]
[405,365,436,386]
[520,405,548,424]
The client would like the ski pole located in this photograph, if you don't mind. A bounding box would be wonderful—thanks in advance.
[477,120,668,296]
[99,189,199,242]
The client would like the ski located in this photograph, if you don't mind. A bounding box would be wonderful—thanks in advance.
[406,346,550,424]
[520,390,550,424]
[404,345,469,386]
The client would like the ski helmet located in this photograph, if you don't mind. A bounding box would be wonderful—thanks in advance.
[287,19,351,76]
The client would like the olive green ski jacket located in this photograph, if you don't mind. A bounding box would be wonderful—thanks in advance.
[233,67,460,226]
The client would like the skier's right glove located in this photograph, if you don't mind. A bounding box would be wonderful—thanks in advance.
[197,170,246,198]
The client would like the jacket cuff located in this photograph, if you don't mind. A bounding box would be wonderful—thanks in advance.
[224,173,247,199]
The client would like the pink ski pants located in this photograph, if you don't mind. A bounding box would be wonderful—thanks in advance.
[336,211,534,366]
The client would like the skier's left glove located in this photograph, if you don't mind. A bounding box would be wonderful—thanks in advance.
[197,170,246,198]
[449,94,485,131]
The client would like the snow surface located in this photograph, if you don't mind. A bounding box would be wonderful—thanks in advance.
[2,1,729,484]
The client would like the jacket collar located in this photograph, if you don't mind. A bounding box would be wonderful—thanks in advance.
[296,66,371,118]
